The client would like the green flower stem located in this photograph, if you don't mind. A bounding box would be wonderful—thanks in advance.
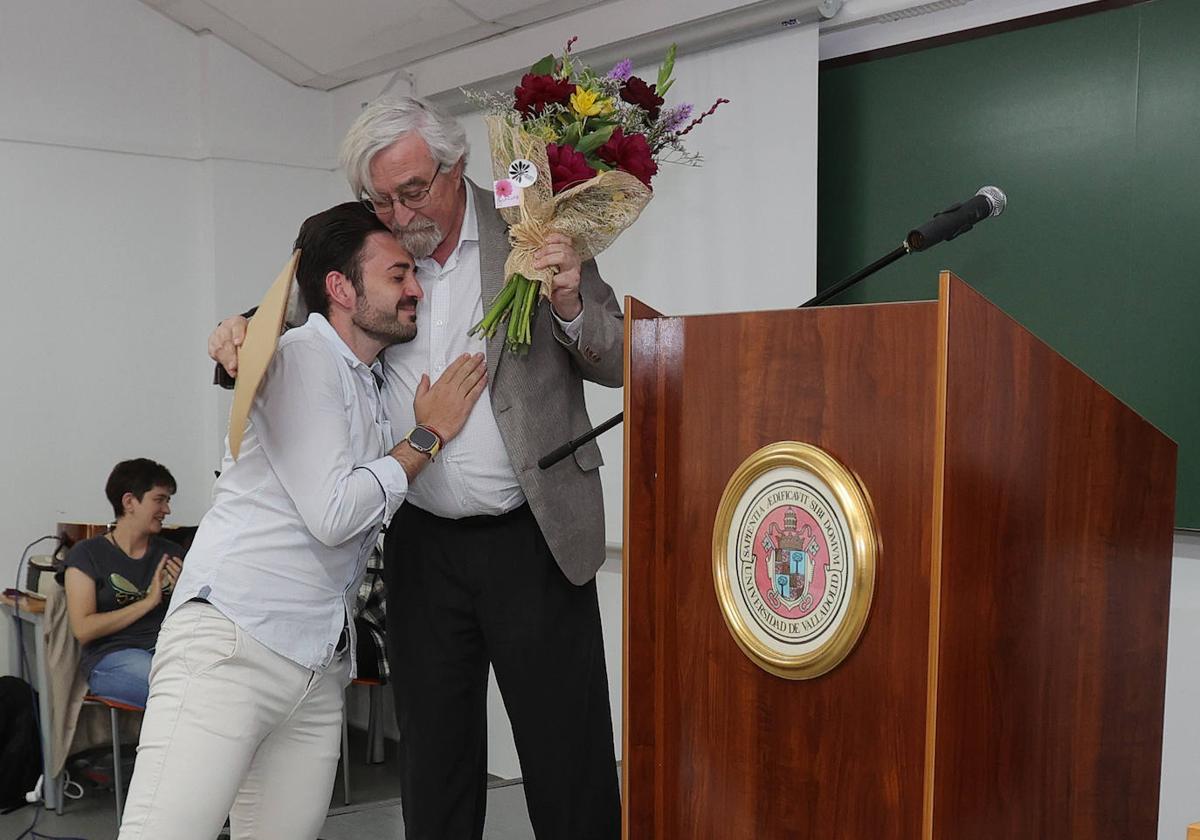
[467,273,541,353]
[469,274,520,338]
[507,277,526,346]
[522,277,538,344]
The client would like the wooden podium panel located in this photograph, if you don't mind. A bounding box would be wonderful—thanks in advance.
[622,274,1176,839]
[929,276,1175,839]
[624,298,942,838]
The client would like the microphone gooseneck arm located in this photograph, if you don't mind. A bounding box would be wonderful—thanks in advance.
[537,411,625,470]
[800,243,910,308]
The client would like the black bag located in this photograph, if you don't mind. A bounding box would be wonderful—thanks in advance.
[0,675,42,810]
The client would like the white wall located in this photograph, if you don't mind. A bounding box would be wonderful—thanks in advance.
[0,0,342,659]
[1,0,208,612]
[1160,534,1200,840]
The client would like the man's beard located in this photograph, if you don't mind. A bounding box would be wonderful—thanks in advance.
[354,296,418,346]
[392,218,443,259]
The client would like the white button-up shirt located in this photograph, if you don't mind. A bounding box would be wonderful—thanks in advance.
[170,313,407,675]
[381,182,580,519]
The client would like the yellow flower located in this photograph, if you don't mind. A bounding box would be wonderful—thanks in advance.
[570,86,612,117]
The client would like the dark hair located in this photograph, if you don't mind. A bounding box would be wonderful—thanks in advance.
[105,459,177,520]
[294,202,390,318]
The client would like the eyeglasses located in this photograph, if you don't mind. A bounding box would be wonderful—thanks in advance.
[360,164,442,214]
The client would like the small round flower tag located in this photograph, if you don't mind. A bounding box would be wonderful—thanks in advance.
[507,159,538,188]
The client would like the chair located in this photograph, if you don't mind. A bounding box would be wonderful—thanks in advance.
[340,561,389,805]
[1187,822,1199,839]
[80,694,143,825]
[339,677,387,805]
[38,578,142,817]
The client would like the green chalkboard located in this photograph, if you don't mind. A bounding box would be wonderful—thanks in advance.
[818,0,1200,530]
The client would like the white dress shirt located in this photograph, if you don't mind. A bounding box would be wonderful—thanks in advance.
[171,313,407,675]
[380,182,582,519]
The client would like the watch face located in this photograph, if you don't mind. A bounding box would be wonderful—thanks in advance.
[408,426,439,451]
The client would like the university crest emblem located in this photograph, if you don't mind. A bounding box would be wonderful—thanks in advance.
[712,442,879,679]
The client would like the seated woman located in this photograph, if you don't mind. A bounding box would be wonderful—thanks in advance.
[64,459,184,708]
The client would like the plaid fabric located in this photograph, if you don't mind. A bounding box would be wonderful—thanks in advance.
[353,534,389,683]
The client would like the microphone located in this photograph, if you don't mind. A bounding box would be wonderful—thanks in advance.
[905,186,1007,252]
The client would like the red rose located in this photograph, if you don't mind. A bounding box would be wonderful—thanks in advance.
[596,128,658,187]
[546,143,597,193]
[514,74,574,117]
[619,76,664,121]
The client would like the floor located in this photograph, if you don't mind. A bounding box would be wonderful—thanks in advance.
[0,729,537,840]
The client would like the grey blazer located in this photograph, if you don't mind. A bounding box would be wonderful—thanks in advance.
[472,180,624,585]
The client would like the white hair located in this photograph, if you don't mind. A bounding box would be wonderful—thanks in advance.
[338,96,469,198]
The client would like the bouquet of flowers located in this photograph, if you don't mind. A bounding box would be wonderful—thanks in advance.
[467,38,727,353]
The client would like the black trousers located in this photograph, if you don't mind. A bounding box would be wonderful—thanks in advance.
[383,502,620,840]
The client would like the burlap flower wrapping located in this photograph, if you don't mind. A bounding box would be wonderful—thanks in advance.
[486,115,652,299]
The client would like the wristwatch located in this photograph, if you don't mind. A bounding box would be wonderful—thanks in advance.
[403,425,443,460]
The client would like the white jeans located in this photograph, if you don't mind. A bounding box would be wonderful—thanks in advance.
[117,600,350,840]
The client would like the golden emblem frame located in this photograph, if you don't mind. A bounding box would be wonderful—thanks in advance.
[712,442,880,680]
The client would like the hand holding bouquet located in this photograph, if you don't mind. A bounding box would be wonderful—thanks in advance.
[468,39,727,353]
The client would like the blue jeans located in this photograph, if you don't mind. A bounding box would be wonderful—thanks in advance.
[88,647,153,708]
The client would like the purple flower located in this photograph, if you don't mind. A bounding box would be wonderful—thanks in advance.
[662,103,693,132]
[607,59,633,81]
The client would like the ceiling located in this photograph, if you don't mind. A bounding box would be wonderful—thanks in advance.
[143,0,1076,97]
[139,0,612,91]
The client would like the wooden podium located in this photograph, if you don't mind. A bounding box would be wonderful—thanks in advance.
[622,273,1176,839]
